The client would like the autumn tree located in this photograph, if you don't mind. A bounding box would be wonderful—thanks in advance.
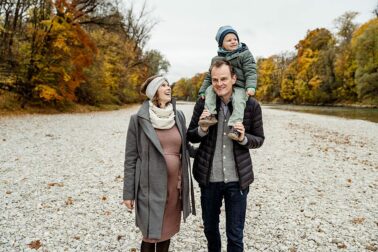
[333,12,359,102]
[0,0,169,107]
[280,59,298,102]
[173,73,206,101]
[351,18,378,104]
[294,28,336,104]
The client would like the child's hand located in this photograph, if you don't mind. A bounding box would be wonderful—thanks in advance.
[246,88,255,97]
[199,93,206,100]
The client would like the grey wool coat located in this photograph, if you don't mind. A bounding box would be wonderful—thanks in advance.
[123,99,196,240]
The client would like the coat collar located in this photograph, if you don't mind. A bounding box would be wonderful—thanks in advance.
[137,99,182,156]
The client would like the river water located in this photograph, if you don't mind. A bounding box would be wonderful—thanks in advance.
[264,104,378,123]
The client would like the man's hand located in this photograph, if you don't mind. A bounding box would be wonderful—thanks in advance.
[199,109,211,132]
[122,200,134,210]
[233,122,245,142]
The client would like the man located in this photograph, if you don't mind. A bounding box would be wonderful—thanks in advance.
[187,59,265,252]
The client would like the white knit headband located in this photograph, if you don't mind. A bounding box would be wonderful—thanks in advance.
[146,77,169,99]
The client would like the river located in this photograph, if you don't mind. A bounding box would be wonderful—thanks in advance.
[264,104,378,123]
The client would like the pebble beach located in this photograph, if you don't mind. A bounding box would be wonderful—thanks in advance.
[1,102,377,251]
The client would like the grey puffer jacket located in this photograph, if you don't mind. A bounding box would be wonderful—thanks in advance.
[199,43,257,94]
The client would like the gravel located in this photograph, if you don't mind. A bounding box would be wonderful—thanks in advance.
[0,102,377,252]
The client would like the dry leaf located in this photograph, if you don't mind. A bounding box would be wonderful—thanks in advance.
[73,236,80,240]
[102,196,107,201]
[65,197,74,205]
[27,240,42,250]
[366,244,378,251]
[5,191,12,194]
[115,175,123,182]
[48,182,64,188]
[117,235,124,241]
[352,217,365,224]
[337,243,347,249]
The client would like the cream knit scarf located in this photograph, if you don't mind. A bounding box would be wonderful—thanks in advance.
[149,101,175,129]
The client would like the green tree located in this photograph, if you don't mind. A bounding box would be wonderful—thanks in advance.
[351,18,378,104]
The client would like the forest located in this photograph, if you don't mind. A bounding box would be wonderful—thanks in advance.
[173,11,378,106]
[1,2,377,111]
[0,0,169,110]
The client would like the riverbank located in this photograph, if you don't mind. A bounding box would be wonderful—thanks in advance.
[0,104,377,251]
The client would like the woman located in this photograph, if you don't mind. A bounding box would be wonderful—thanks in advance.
[122,75,196,252]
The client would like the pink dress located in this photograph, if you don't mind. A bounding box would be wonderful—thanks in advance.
[143,126,182,242]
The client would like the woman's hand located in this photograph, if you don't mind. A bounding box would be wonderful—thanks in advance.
[122,200,134,210]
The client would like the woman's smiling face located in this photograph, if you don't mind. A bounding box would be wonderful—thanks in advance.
[157,81,171,105]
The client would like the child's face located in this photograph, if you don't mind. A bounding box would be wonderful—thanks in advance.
[222,33,239,51]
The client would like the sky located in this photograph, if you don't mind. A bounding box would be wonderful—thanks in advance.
[128,0,377,83]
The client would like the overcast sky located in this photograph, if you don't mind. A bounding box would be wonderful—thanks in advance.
[129,0,377,83]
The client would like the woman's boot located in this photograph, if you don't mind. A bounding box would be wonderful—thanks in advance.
[156,239,170,252]
[141,241,156,252]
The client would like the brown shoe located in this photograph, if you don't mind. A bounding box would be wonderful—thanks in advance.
[227,126,240,141]
[198,114,218,127]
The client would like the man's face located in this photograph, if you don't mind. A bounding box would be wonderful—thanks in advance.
[211,64,236,101]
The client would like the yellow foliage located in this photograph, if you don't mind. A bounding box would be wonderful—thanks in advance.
[351,18,378,46]
[34,85,63,101]
[63,72,71,82]
[308,76,322,89]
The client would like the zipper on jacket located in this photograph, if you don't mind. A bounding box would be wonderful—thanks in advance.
[233,141,243,190]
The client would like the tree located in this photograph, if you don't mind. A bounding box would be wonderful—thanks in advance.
[173,73,206,101]
[334,11,359,45]
[256,57,279,101]
[281,59,298,102]
[294,28,336,104]
[351,18,378,104]
[0,0,169,107]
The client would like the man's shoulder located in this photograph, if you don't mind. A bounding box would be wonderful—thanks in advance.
[246,97,261,109]
[195,97,205,106]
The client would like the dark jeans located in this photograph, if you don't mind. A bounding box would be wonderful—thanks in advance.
[200,182,249,252]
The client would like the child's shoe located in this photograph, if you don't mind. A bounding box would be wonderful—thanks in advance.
[227,126,240,141]
[198,114,218,127]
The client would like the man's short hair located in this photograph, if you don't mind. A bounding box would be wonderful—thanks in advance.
[210,59,236,76]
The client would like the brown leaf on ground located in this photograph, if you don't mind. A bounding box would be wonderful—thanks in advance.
[117,235,124,241]
[337,243,347,249]
[5,191,11,194]
[48,182,64,188]
[27,240,42,250]
[102,196,107,201]
[115,175,123,182]
[65,197,74,205]
[73,236,80,240]
[366,244,378,251]
[352,217,365,224]
[130,248,137,252]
